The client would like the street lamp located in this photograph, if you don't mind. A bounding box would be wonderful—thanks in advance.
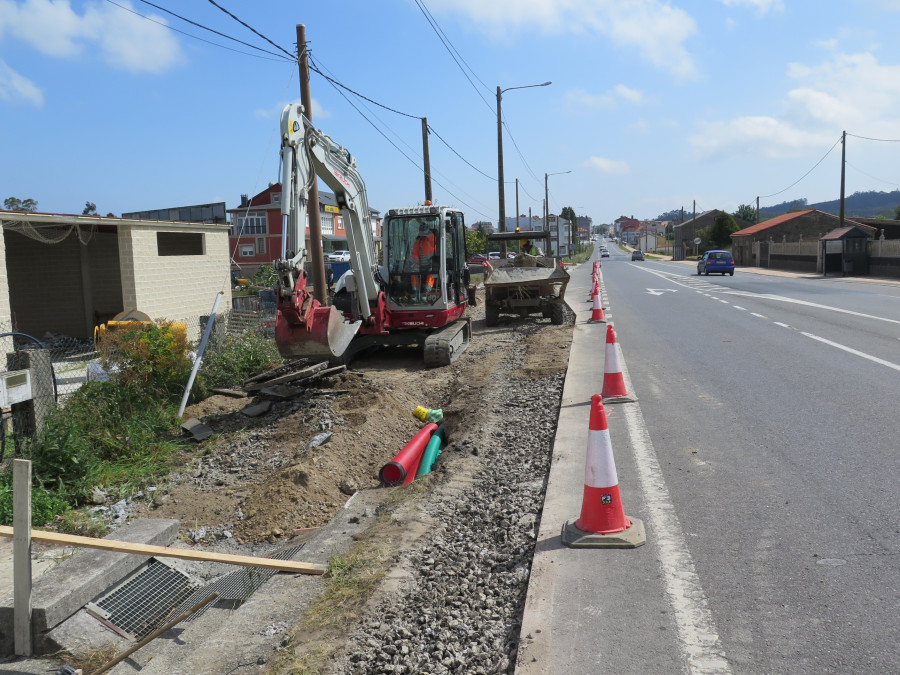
[544,170,571,256]
[497,81,551,257]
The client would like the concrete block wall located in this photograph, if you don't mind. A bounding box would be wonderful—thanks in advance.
[118,223,232,341]
[0,229,12,355]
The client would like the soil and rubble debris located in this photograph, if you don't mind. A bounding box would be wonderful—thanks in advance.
[3,285,576,674]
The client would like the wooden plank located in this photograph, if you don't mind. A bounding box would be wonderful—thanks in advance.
[242,359,310,386]
[0,526,327,575]
[244,361,328,392]
[13,459,32,656]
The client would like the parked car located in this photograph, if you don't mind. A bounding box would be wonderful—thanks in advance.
[631,250,645,261]
[488,252,502,260]
[328,250,351,262]
[697,250,735,276]
[467,254,488,265]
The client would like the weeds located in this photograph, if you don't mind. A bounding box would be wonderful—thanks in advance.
[199,328,283,390]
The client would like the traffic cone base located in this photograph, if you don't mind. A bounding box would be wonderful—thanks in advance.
[561,517,645,549]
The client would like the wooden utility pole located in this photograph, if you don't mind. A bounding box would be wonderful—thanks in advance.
[297,24,327,304]
[496,87,507,258]
[756,196,760,224]
[839,130,846,229]
[422,118,432,203]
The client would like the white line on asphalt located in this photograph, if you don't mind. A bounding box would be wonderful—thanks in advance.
[751,313,767,319]
[801,332,900,372]
[733,306,746,311]
[773,322,791,328]
[616,358,732,674]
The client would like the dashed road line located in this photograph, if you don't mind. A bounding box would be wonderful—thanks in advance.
[801,332,900,372]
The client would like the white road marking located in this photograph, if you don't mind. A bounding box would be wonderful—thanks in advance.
[751,313,767,319]
[801,332,900,372]
[733,306,747,311]
[616,355,732,673]
[773,322,791,328]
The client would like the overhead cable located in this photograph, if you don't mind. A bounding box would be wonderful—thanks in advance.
[205,0,296,60]
[759,135,842,200]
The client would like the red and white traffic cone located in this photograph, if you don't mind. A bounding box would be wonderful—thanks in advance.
[590,288,605,322]
[601,324,635,402]
[562,395,645,548]
[593,260,599,273]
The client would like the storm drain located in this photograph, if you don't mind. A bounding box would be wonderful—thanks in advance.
[86,558,197,640]
[171,543,309,622]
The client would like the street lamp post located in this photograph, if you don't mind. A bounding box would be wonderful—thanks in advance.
[497,81,551,257]
[544,170,571,256]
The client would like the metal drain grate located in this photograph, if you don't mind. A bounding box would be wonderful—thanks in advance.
[171,543,309,622]
[86,558,197,639]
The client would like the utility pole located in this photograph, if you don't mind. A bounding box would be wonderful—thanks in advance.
[515,178,520,233]
[297,24,326,304]
[496,86,507,258]
[756,196,760,224]
[839,130,846,229]
[422,117,432,203]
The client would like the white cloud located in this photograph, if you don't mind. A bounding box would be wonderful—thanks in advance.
[718,0,784,13]
[583,156,630,174]
[0,0,182,72]
[427,0,698,79]
[565,84,643,109]
[690,50,900,160]
[0,58,43,105]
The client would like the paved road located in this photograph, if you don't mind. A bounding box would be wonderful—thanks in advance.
[519,244,899,673]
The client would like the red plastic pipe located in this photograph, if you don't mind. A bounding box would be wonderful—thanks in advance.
[379,423,438,485]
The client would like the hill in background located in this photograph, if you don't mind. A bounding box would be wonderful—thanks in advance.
[759,190,900,220]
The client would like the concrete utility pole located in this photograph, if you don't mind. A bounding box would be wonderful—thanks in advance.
[497,86,507,258]
[422,117,432,203]
[297,24,326,304]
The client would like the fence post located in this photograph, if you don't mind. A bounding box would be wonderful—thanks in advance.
[13,458,32,656]
[7,349,54,438]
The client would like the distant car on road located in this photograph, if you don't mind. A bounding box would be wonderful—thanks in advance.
[631,250,645,261]
[698,250,734,276]
[467,254,488,265]
[488,252,502,260]
[327,250,351,262]
[601,249,610,258]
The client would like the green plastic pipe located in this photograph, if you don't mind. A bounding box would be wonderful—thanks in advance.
[416,424,446,478]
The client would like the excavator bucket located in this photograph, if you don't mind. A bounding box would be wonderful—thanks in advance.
[274,305,361,361]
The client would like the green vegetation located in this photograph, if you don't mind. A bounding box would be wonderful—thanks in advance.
[465,228,487,256]
[0,321,283,528]
[199,328,284,391]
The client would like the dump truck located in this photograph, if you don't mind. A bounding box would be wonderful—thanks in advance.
[481,230,570,326]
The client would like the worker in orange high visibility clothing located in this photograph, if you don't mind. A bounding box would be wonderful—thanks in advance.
[411,221,436,300]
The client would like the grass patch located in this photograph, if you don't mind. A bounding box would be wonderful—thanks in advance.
[199,328,284,390]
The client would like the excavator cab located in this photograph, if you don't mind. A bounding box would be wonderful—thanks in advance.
[384,208,468,311]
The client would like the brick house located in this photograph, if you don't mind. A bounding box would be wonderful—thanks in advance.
[228,184,381,276]
[0,210,231,341]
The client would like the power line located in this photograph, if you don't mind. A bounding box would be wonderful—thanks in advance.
[308,63,421,120]
[205,0,295,60]
[846,132,900,143]
[427,125,495,181]
[106,0,292,61]
[759,135,842,200]
[412,0,495,115]
[845,160,900,188]
[315,65,493,219]
[415,0,492,96]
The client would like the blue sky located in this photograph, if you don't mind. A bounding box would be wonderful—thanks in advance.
[2,0,900,226]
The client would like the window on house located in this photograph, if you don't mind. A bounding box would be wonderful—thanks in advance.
[321,212,334,235]
[336,215,344,232]
[272,193,281,204]
[157,232,204,256]
[256,237,266,254]
[240,244,255,257]
[236,213,267,235]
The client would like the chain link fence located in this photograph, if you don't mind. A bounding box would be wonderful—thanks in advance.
[0,300,278,462]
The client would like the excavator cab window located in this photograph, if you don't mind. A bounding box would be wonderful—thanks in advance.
[385,214,442,307]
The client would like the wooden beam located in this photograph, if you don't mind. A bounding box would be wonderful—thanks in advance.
[0,526,327,575]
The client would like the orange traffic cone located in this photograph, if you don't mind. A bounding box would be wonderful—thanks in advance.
[590,289,605,322]
[601,324,635,402]
[562,395,645,548]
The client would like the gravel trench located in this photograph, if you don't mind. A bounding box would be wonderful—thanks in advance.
[337,320,567,674]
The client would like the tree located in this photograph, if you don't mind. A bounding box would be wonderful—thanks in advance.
[733,203,756,223]
[3,197,37,212]
[894,205,900,220]
[709,212,739,248]
[465,228,486,256]
[83,201,97,215]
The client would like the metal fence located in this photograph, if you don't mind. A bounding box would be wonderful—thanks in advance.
[0,304,278,460]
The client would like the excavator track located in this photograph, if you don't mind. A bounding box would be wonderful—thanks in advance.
[423,318,472,367]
